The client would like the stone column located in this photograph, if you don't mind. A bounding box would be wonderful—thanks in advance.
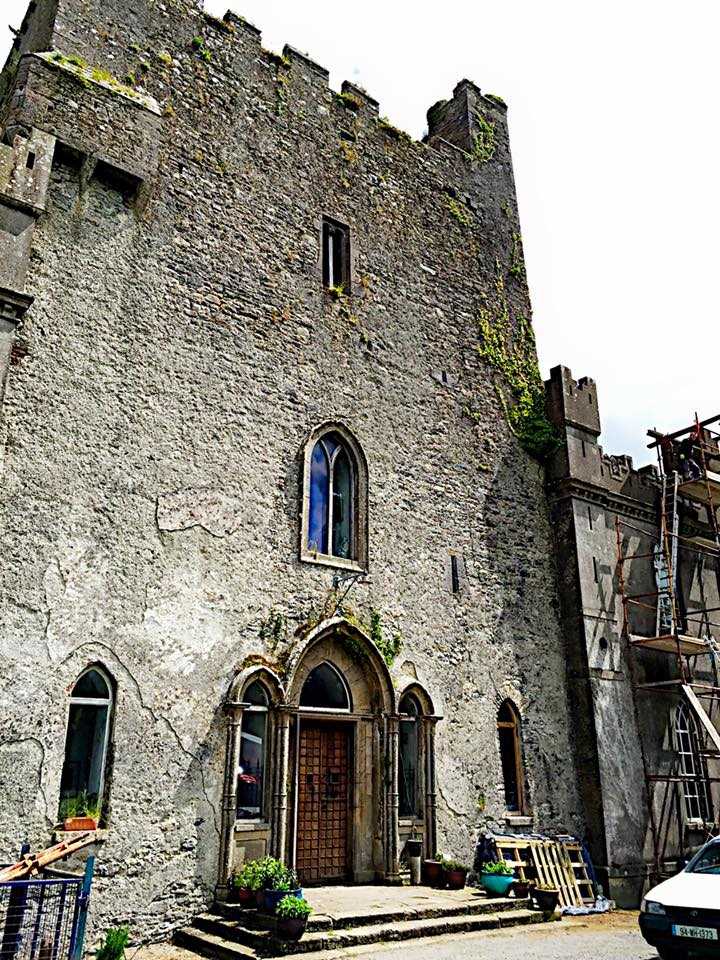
[215,702,244,899]
[386,716,401,881]
[271,709,291,862]
[424,718,439,860]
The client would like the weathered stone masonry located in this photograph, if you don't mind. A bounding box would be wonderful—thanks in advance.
[1,0,584,941]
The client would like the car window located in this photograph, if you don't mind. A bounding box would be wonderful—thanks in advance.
[687,844,720,875]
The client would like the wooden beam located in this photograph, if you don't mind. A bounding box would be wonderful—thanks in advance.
[681,684,720,754]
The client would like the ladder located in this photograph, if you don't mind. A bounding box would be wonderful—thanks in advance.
[656,472,680,635]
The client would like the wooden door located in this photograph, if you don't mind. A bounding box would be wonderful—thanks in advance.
[296,721,351,884]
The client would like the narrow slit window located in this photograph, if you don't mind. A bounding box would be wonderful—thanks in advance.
[593,556,599,583]
[26,151,36,170]
[322,218,350,292]
[450,555,461,593]
[587,504,593,530]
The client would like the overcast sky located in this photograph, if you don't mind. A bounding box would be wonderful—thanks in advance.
[2,0,718,466]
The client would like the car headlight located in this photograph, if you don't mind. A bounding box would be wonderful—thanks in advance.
[641,900,666,915]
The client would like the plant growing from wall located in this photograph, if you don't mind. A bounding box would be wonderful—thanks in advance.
[445,195,472,228]
[508,232,526,281]
[95,927,129,960]
[191,36,212,62]
[369,609,403,666]
[472,112,496,163]
[474,260,559,461]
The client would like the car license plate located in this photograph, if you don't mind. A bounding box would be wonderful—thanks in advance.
[672,924,718,941]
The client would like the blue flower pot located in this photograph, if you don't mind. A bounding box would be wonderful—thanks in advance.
[480,873,515,896]
[262,888,303,914]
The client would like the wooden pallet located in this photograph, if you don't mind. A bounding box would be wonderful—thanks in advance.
[494,837,591,909]
[561,840,596,904]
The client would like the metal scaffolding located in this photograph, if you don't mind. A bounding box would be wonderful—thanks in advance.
[615,414,720,880]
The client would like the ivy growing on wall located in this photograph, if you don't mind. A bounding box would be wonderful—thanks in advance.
[472,112,496,163]
[475,260,559,461]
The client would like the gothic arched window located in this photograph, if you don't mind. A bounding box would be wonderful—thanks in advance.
[59,667,113,822]
[675,703,712,823]
[300,662,352,712]
[497,700,526,814]
[237,680,270,820]
[302,425,367,569]
[399,692,422,818]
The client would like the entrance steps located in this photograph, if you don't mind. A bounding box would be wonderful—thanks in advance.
[174,887,546,958]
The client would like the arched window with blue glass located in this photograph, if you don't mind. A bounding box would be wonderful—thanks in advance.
[302,424,368,568]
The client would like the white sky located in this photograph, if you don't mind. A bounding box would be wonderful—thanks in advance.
[3,0,719,466]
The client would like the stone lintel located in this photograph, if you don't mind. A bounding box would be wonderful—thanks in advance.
[0,285,33,324]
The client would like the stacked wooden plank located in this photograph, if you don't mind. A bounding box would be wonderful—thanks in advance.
[0,834,94,881]
[494,836,595,909]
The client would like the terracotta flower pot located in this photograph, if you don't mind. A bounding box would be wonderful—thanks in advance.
[445,868,467,890]
[276,917,307,941]
[63,816,98,831]
[237,887,253,907]
[422,860,444,887]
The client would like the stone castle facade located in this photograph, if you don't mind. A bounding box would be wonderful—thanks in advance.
[0,0,585,939]
[1,0,717,944]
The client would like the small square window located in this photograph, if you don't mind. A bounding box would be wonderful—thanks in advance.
[322,217,350,293]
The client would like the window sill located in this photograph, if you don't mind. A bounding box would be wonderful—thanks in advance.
[503,815,533,827]
[684,818,706,830]
[234,820,270,833]
[300,551,366,574]
[53,828,109,842]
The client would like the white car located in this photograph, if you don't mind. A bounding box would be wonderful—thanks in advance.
[639,837,720,958]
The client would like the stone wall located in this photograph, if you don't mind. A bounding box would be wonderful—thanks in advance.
[0,0,584,942]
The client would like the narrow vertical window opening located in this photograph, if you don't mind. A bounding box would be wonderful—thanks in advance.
[450,555,460,594]
[59,667,113,824]
[237,680,269,820]
[587,504,593,530]
[306,430,358,562]
[497,700,526,814]
[399,693,422,818]
[322,217,350,292]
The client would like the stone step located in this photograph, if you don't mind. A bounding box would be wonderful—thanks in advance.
[175,908,543,958]
[215,894,529,931]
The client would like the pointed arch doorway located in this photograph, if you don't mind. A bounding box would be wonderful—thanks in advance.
[286,622,394,885]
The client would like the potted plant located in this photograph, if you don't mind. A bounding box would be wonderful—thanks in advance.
[533,884,560,913]
[442,859,469,890]
[422,852,445,887]
[230,862,256,906]
[512,879,530,899]
[275,895,312,941]
[59,791,100,831]
[259,859,303,914]
[479,860,515,896]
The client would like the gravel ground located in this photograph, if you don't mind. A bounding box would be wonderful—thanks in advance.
[132,911,658,960]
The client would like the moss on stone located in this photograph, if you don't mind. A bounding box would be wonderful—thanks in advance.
[474,259,559,460]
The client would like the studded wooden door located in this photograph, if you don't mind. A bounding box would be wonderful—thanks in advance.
[296,721,351,884]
